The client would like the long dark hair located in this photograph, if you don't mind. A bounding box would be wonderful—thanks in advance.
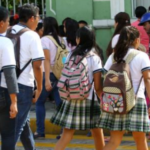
[65,19,79,47]
[106,12,131,58]
[114,26,139,62]
[71,26,95,58]
[43,17,61,46]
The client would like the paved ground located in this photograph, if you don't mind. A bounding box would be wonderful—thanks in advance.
[15,135,150,150]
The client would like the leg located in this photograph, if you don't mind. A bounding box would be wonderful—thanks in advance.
[50,73,62,107]
[20,118,36,150]
[91,128,105,150]
[132,131,148,150]
[15,84,35,150]
[36,76,50,136]
[0,87,16,150]
[54,128,75,150]
[103,130,125,150]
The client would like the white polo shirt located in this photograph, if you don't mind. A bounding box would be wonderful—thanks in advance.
[0,36,16,88]
[104,48,150,99]
[11,24,45,87]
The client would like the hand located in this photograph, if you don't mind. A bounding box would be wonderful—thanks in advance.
[10,102,18,119]
[32,89,42,103]
[45,80,52,92]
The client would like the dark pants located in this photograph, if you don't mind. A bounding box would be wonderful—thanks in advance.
[0,87,16,150]
[36,73,62,134]
[15,83,36,150]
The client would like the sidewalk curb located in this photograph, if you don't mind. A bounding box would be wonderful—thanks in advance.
[30,118,110,135]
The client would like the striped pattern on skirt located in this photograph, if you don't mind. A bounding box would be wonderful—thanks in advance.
[51,99,101,130]
[96,98,150,132]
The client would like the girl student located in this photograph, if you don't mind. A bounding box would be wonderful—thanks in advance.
[98,26,150,150]
[106,12,131,58]
[34,17,62,139]
[51,26,105,150]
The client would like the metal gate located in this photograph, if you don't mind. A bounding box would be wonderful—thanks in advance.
[0,0,45,18]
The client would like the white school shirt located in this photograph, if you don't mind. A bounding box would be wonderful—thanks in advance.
[0,36,16,88]
[87,54,103,101]
[104,48,150,99]
[111,34,120,49]
[11,24,45,87]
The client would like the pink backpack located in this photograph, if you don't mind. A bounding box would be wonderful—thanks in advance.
[57,52,93,101]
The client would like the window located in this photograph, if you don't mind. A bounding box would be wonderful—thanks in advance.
[132,0,150,18]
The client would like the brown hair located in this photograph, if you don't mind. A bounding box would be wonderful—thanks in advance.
[106,12,131,58]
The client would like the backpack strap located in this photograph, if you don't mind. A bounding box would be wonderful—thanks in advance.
[46,36,61,48]
[6,27,30,69]
[125,51,140,64]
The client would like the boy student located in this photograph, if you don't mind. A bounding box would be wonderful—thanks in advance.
[11,4,44,150]
[0,6,18,150]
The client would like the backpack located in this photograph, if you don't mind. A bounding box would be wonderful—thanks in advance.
[102,51,141,114]
[46,36,69,79]
[6,27,32,78]
[57,52,94,101]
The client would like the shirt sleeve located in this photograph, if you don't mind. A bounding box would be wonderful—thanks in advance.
[111,34,120,48]
[139,53,150,72]
[1,38,16,69]
[92,55,103,73]
[30,32,45,62]
[104,54,113,72]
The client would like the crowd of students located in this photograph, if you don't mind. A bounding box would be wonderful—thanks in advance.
[0,3,150,150]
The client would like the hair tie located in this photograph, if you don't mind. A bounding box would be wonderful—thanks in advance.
[14,14,19,20]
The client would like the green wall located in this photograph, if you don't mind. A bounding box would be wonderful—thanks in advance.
[46,0,133,60]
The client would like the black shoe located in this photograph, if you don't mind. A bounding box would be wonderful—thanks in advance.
[33,132,45,139]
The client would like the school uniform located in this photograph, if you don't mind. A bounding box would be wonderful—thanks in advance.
[0,36,17,150]
[97,48,150,132]
[51,51,103,130]
[11,24,44,149]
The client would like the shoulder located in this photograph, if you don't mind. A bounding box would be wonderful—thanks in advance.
[112,34,120,48]
[0,36,13,48]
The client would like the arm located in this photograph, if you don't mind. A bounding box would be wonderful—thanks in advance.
[143,70,150,99]
[32,60,43,103]
[94,72,103,98]
[44,49,52,91]
[3,68,18,118]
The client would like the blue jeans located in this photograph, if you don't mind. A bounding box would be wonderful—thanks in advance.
[0,87,16,150]
[36,73,62,134]
[15,83,36,150]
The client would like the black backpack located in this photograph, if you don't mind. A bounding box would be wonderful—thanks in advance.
[6,27,32,78]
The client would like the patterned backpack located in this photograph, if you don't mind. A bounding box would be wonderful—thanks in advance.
[102,51,141,114]
[57,52,94,101]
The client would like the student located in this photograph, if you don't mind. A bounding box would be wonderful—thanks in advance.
[132,6,149,53]
[64,18,79,51]
[11,4,44,150]
[78,20,88,28]
[0,6,18,150]
[34,17,62,139]
[51,26,105,150]
[98,26,150,150]
[35,20,43,38]
[106,12,131,58]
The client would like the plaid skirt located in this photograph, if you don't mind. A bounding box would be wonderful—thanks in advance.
[50,99,100,130]
[97,98,150,132]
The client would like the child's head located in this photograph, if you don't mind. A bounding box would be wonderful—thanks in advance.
[0,6,9,33]
[114,26,140,62]
[114,12,131,33]
[35,21,43,38]
[71,26,95,57]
